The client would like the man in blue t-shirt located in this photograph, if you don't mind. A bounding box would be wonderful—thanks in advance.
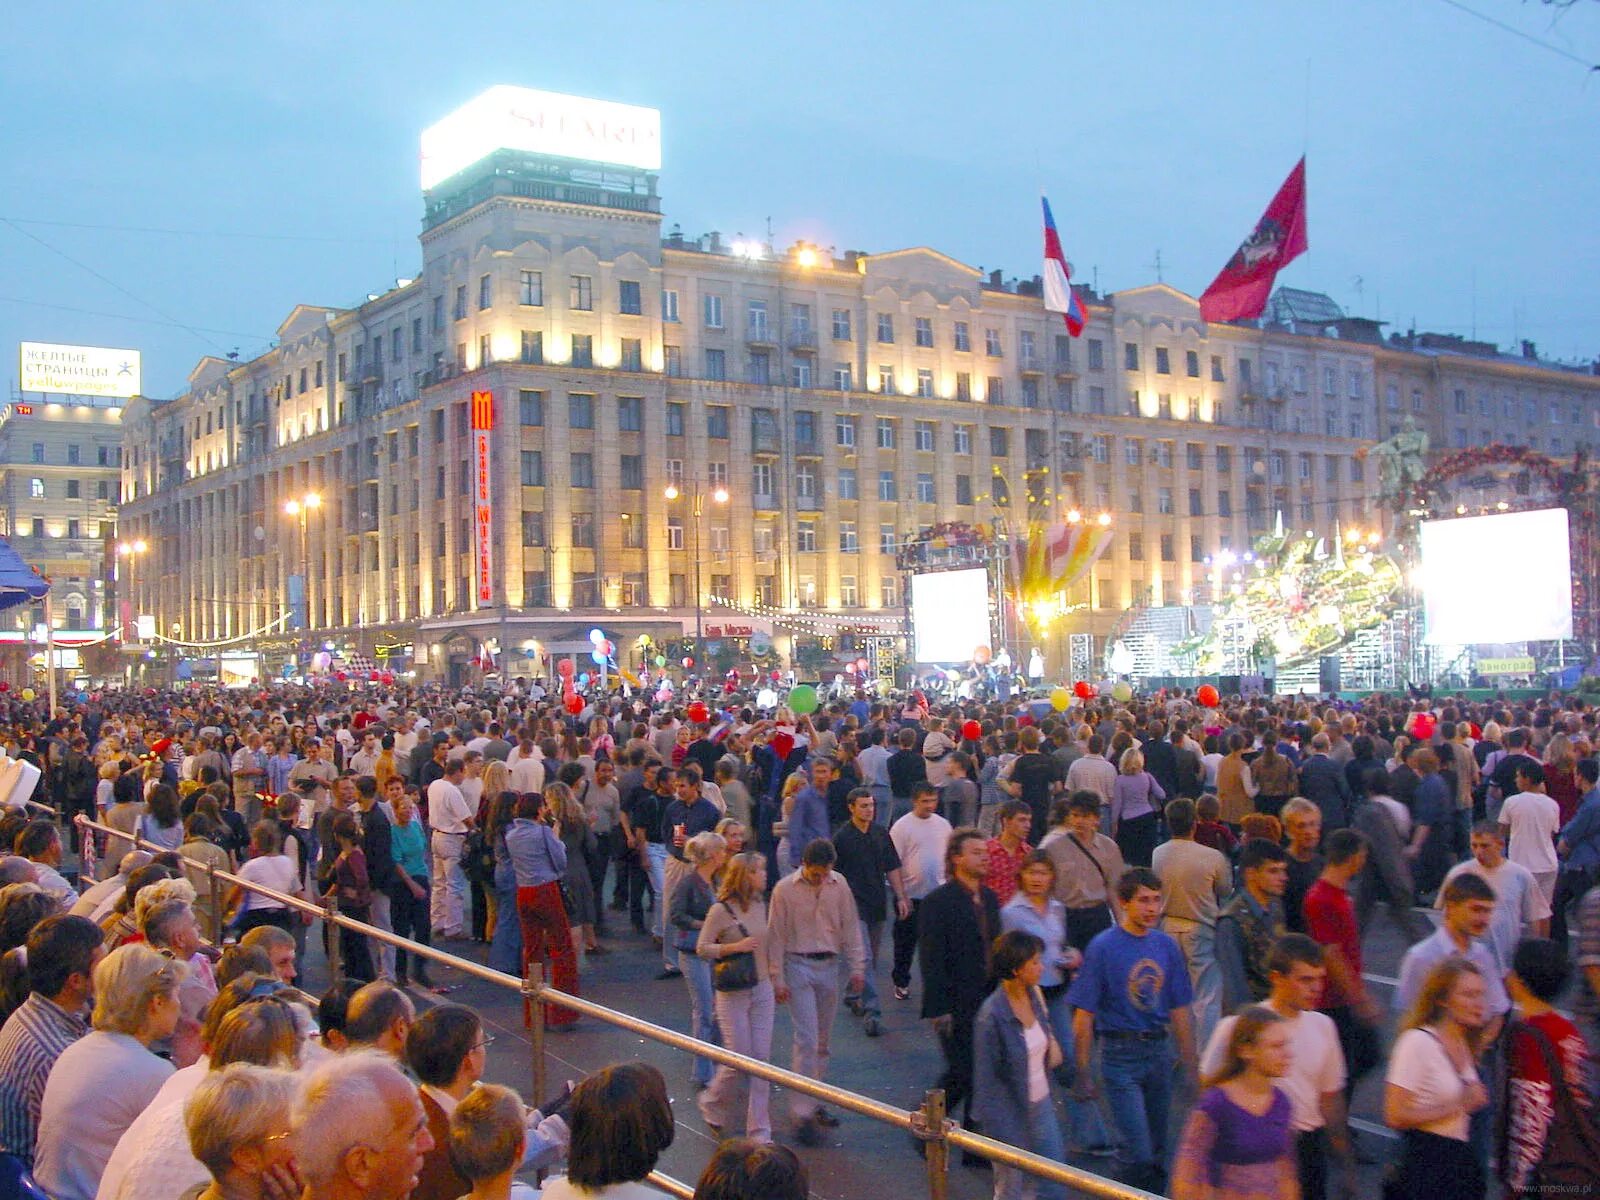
[1067,866,1198,1194]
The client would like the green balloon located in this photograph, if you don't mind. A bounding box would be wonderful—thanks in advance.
[788,684,819,714]
[654,655,667,668]
[1112,681,1133,702]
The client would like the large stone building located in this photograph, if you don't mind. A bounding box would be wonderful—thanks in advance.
[116,87,1600,684]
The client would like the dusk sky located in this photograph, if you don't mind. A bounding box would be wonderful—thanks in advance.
[4,0,1598,399]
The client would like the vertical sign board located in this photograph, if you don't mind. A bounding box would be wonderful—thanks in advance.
[470,391,495,608]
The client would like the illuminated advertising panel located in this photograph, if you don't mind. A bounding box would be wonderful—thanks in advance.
[420,85,662,189]
[20,342,141,398]
[471,390,495,607]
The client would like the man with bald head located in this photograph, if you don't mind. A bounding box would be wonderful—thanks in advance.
[292,1050,434,1200]
[343,981,415,1059]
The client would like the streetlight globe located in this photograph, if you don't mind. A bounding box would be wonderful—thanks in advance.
[284,500,300,516]
[796,247,819,269]
[664,484,680,501]
[134,539,147,554]
[1066,509,1081,524]
[305,492,322,509]
[1096,512,1111,527]
[712,487,729,504]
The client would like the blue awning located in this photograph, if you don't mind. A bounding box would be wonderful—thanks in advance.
[0,539,50,612]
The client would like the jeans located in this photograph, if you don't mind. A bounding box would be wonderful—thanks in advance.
[1165,919,1221,1055]
[783,954,841,1121]
[702,977,776,1140]
[891,899,922,989]
[367,889,395,981]
[993,1098,1070,1200]
[430,830,467,935]
[1099,1036,1175,1172]
[389,883,433,983]
[487,880,523,975]
[1041,985,1112,1153]
[646,843,672,966]
[847,918,883,1016]
[871,784,892,827]
[588,829,615,929]
[681,952,722,1086]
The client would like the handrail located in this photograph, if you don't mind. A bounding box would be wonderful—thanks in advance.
[70,813,1161,1200]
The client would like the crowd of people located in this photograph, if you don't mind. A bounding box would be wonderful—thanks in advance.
[0,679,1597,1199]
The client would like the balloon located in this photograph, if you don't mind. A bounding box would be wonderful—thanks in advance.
[1196,684,1220,708]
[687,701,709,724]
[20,688,34,702]
[788,684,819,715]
[1410,712,1436,740]
[682,657,694,670]
[654,655,667,668]
[769,731,795,761]
[1112,682,1133,702]
[557,658,574,677]
[592,649,607,665]
[1074,680,1094,700]
[855,658,869,673]
[1050,687,1072,711]
[602,639,614,657]
[961,719,982,741]
[0,682,9,693]
[565,694,584,715]
[973,644,993,665]
[588,628,605,645]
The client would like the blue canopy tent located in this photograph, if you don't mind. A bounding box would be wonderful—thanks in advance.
[0,538,52,705]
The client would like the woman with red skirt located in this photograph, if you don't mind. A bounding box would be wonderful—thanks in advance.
[505,788,579,1028]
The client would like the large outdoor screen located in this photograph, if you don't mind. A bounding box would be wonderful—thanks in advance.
[910,568,991,663]
[1420,508,1572,644]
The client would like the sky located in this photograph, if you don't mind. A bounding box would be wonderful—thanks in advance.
[3,0,1599,400]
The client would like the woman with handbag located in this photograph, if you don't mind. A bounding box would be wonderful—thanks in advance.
[322,811,375,982]
[506,788,578,1029]
[485,790,524,975]
[671,831,728,1090]
[696,851,774,1142]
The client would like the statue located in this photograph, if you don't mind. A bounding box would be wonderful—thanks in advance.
[1370,416,1430,505]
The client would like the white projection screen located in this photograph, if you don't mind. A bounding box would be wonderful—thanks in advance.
[1420,508,1572,645]
[911,568,992,662]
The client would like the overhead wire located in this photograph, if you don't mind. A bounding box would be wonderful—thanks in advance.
[1435,0,1600,71]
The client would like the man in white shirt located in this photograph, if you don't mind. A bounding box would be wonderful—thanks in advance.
[1201,933,1350,1200]
[347,730,380,778]
[1499,763,1562,905]
[392,715,420,778]
[427,760,475,938]
[507,733,545,796]
[1436,821,1550,975]
[888,783,951,1002]
[1152,798,1232,1052]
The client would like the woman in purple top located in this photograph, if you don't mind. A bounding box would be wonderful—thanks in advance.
[1170,1005,1296,1200]
[1110,747,1166,866]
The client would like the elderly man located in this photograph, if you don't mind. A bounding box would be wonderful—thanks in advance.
[292,1050,435,1200]
[71,850,152,919]
[344,981,416,1058]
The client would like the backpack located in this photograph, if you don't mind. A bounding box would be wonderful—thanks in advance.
[1499,1019,1600,1195]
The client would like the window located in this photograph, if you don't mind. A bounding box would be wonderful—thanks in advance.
[704,348,726,380]
[1216,446,1231,472]
[568,393,594,429]
[618,396,642,432]
[520,450,543,486]
[478,333,492,367]
[791,362,812,388]
[520,330,543,364]
[518,269,542,306]
[987,377,1004,405]
[1386,383,1400,411]
[832,309,852,341]
[747,353,770,385]
[570,453,594,488]
[916,369,935,398]
[710,528,730,555]
[1348,412,1365,439]
[797,522,817,553]
[1155,347,1171,374]
[66,444,81,465]
[954,425,972,455]
[522,512,545,545]
[795,410,817,446]
[914,420,935,451]
[453,284,467,320]
[915,317,934,347]
[917,473,935,503]
[1125,438,1142,466]
[1019,330,1036,365]
[1293,365,1308,393]
[877,417,896,449]
[703,294,724,328]
[752,462,774,498]
[1185,349,1200,378]
[956,372,972,402]
[748,300,769,340]
[707,406,730,439]
[954,321,971,352]
[1218,490,1232,517]
[66,480,80,499]
[985,328,1003,357]
[28,478,44,498]
[1157,486,1173,514]
[96,480,109,500]
[753,525,775,555]
[1187,487,1203,517]
[1412,388,1425,412]
[878,471,897,501]
[836,416,856,447]
[990,427,1009,457]
[473,273,492,310]
[880,524,898,554]
[881,576,898,606]
[790,303,812,335]
[660,288,680,322]
[708,461,729,487]
[1128,533,1144,561]
[1348,369,1363,399]
[1124,342,1140,371]
[618,279,642,315]
[1090,435,1110,464]
[1161,534,1175,562]
[519,390,544,425]
[834,575,856,606]
[838,468,858,499]
[1022,378,1040,408]
[564,274,592,311]
[1350,458,1365,483]
[666,403,686,437]
[666,517,684,550]
[1088,386,1107,414]
[876,313,895,343]
[839,521,858,552]
[664,346,682,377]
[1087,339,1104,370]
[834,363,853,391]
[620,337,643,371]
[955,474,972,505]
[570,334,593,368]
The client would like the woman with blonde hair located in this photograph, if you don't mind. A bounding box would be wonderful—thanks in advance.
[1382,957,1490,1200]
[1109,746,1165,866]
[672,831,727,1090]
[1170,1005,1297,1200]
[33,944,186,1200]
[551,780,601,958]
[1541,732,1581,825]
[505,788,577,1029]
[697,851,774,1141]
[772,773,806,872]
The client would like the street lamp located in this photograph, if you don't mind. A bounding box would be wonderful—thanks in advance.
[664,479,729,665]
[283,492,322,633]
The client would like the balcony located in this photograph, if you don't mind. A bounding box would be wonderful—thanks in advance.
[745,324,777,348]
[1053,358,1077,379]
[787,329,817,352]
[352,359,383,385]
[1019,353,1044,373]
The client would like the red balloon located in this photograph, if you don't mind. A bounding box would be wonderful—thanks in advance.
[0,682,9,693]
[770,670,782,682]
[1410,712,1436,740]
[682,657,694,670]
[687,701,709,724]
[565,693,584,715]
[961,719,982,742]
[556,658,575,677]
[1073,680,1094,700]
[1196,684,1220,708]
[335,671,347,682]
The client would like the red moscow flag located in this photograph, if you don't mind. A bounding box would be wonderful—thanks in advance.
[1199,157,1308,324]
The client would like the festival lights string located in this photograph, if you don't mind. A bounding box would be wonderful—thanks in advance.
[707,594,906,635]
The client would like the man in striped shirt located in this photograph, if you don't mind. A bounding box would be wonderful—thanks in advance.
[0,915,102,1165]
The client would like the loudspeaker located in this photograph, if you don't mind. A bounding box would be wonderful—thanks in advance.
[1319,655,1342,693]
[1219,674,1242,696]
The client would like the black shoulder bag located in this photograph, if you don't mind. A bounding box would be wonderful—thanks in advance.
[711,901,759,992]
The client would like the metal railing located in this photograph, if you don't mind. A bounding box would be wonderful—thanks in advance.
[71,813,1158,1200]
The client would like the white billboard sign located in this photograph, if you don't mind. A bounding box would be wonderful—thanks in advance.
[20,342,141,399]
[420,85,662,189]
[1420,508,1573,644]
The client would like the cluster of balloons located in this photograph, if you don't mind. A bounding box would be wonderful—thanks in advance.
[588,628,615,666]
[788,684,818,715]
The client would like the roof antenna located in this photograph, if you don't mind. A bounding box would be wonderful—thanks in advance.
[1149,250,1163,284]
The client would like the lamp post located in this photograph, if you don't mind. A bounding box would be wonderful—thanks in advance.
[115,539,148,687]
[284,493,321,678]
[664,479,729,667]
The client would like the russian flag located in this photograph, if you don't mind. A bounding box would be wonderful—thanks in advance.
[1041,196,1085,337]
